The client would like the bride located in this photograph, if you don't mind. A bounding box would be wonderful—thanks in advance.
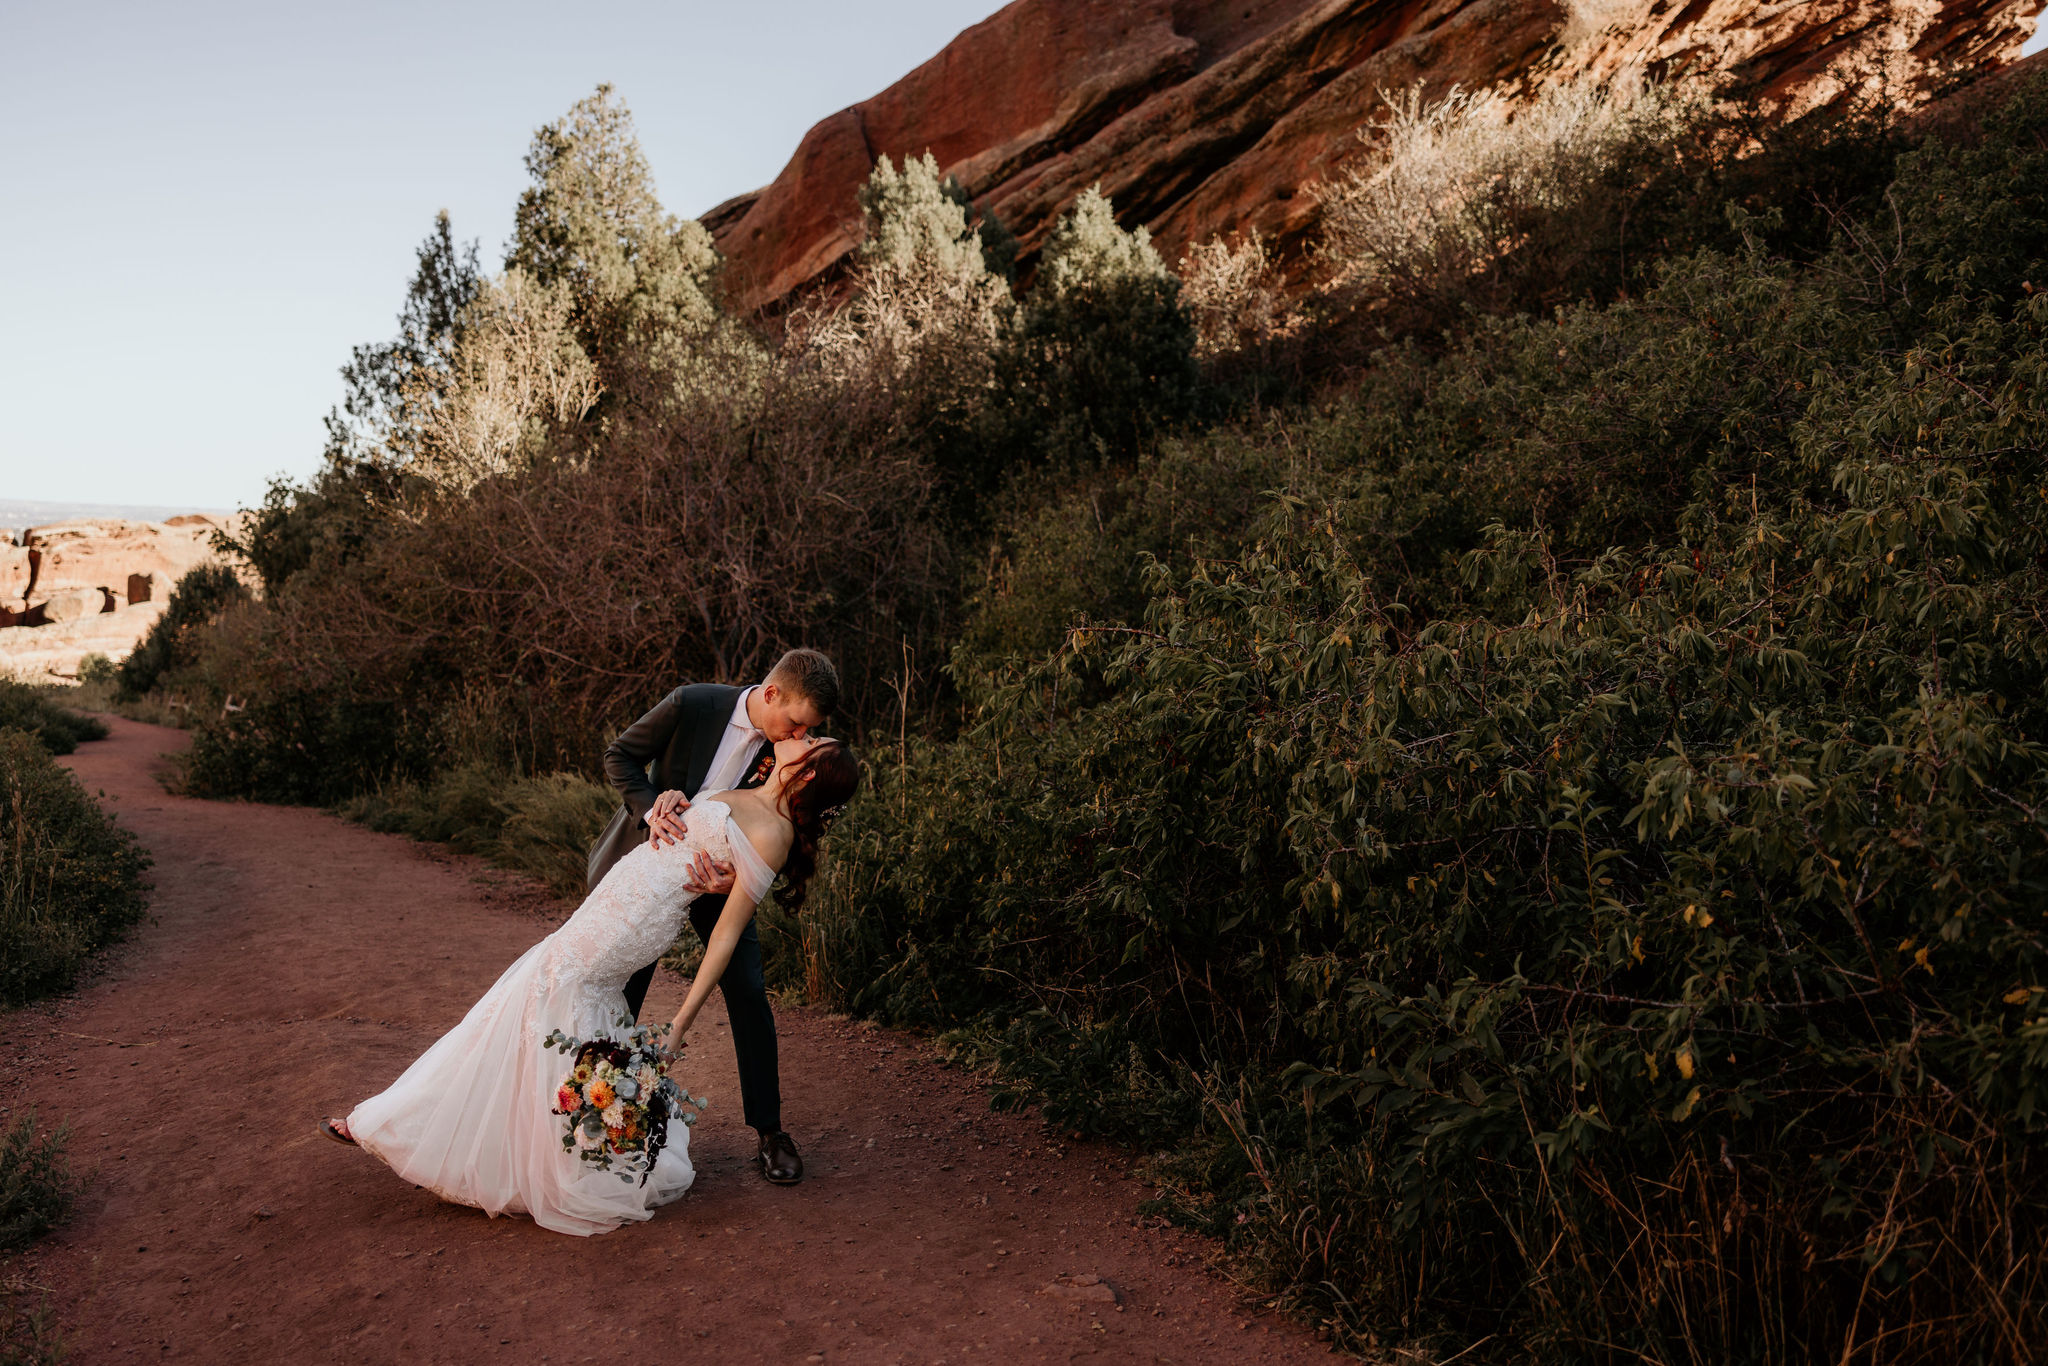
[320,733,860,1236]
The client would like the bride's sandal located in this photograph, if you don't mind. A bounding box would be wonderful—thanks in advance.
[319,1117,358,1147]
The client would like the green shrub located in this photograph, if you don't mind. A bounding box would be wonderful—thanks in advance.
[980,187,1203,483]
[116,562,250,699]
[0,1115,71,1254]
[0,730,152,1005]
[179,683,435,805]
[0,1285,63,1366]
[74,654,116,687]
[0,1113,72,1366]
[805,78,2048,1363]
[0,684,106,757]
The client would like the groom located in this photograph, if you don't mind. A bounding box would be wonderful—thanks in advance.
[587,647,839,1186]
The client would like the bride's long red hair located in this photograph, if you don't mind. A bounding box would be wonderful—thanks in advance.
[773,739,860,911]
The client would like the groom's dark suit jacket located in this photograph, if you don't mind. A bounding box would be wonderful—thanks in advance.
[590,682,782,1134]
[586,682,772,894]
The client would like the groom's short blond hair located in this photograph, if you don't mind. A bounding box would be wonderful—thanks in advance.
[766,648,839,716]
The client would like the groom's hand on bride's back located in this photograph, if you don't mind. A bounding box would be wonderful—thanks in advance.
[683,852,735,896]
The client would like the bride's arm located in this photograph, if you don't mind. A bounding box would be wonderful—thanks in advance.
[664,888,761,1048]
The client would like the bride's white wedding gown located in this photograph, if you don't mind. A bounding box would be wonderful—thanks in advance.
[347,798,774,1236]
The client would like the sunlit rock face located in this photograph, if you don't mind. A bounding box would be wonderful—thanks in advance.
[0,515,237,680]
[704,0,2039,313]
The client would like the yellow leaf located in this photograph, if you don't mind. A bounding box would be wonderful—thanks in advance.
[2005,987,2034,1005]
[1630,935,1644,964]
[1676,1049,1696,1080]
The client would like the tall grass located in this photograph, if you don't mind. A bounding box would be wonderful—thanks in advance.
[339,763,612,899]
[0,1114,73,1366]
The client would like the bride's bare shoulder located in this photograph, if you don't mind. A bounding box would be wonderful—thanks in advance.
[728,801,794,866]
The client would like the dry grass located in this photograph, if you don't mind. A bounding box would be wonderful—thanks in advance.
[1177,231,1292,360]
[338,763,613,899]
[1318,72,1707,300]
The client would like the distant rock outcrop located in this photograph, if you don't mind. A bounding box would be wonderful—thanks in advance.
[704,0,2039,313]
[0,515,238,680]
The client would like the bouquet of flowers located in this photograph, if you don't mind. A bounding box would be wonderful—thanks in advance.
[542,1015,707,1184]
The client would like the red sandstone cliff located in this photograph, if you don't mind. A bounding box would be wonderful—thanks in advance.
[703,0,2039,313]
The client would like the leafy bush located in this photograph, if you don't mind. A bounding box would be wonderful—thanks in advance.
[803,78,2048,1363]
[0,730,152,1005]
[116,562,251,699]
[179,682,432,805]
[0,684,106,756]
[74,654,116,687]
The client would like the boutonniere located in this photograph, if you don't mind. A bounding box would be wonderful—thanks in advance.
[748,751,777,785]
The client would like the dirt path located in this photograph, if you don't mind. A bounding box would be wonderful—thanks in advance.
[2,718,1329,1364]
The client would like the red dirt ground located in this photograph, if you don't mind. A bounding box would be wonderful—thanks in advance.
[2,717,1334,1364]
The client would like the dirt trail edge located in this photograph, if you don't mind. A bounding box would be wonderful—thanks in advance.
[4,717,1331,1364]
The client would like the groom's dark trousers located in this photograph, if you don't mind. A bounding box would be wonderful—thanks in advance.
[588,683,780,1135]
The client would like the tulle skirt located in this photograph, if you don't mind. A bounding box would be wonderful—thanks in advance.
[347,936,694,1237]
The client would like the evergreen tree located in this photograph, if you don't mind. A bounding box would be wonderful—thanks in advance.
[507,84,719,377]
[940,172,1019,281]
[813,153,1011,501]
[988,185,1201,474]
[327,210,481,462]
[857,154,984,275]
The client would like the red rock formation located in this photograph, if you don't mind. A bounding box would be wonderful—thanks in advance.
[704,0,2039,314]
[12,517,230,611]
[0,516,241,680]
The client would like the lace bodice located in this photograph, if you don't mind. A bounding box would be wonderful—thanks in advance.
[542,799,756,995]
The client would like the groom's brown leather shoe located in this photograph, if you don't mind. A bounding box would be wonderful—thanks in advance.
[758,1130,803,1185]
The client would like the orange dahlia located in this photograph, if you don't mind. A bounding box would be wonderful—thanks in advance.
[555,1084,580,1112]
[586,1079,615,1110]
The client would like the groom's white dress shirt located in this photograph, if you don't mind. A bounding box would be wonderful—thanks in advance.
[696,686,766,798]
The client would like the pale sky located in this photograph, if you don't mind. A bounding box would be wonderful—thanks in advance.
[4,5,2044,512]
[0,1,1006,509]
